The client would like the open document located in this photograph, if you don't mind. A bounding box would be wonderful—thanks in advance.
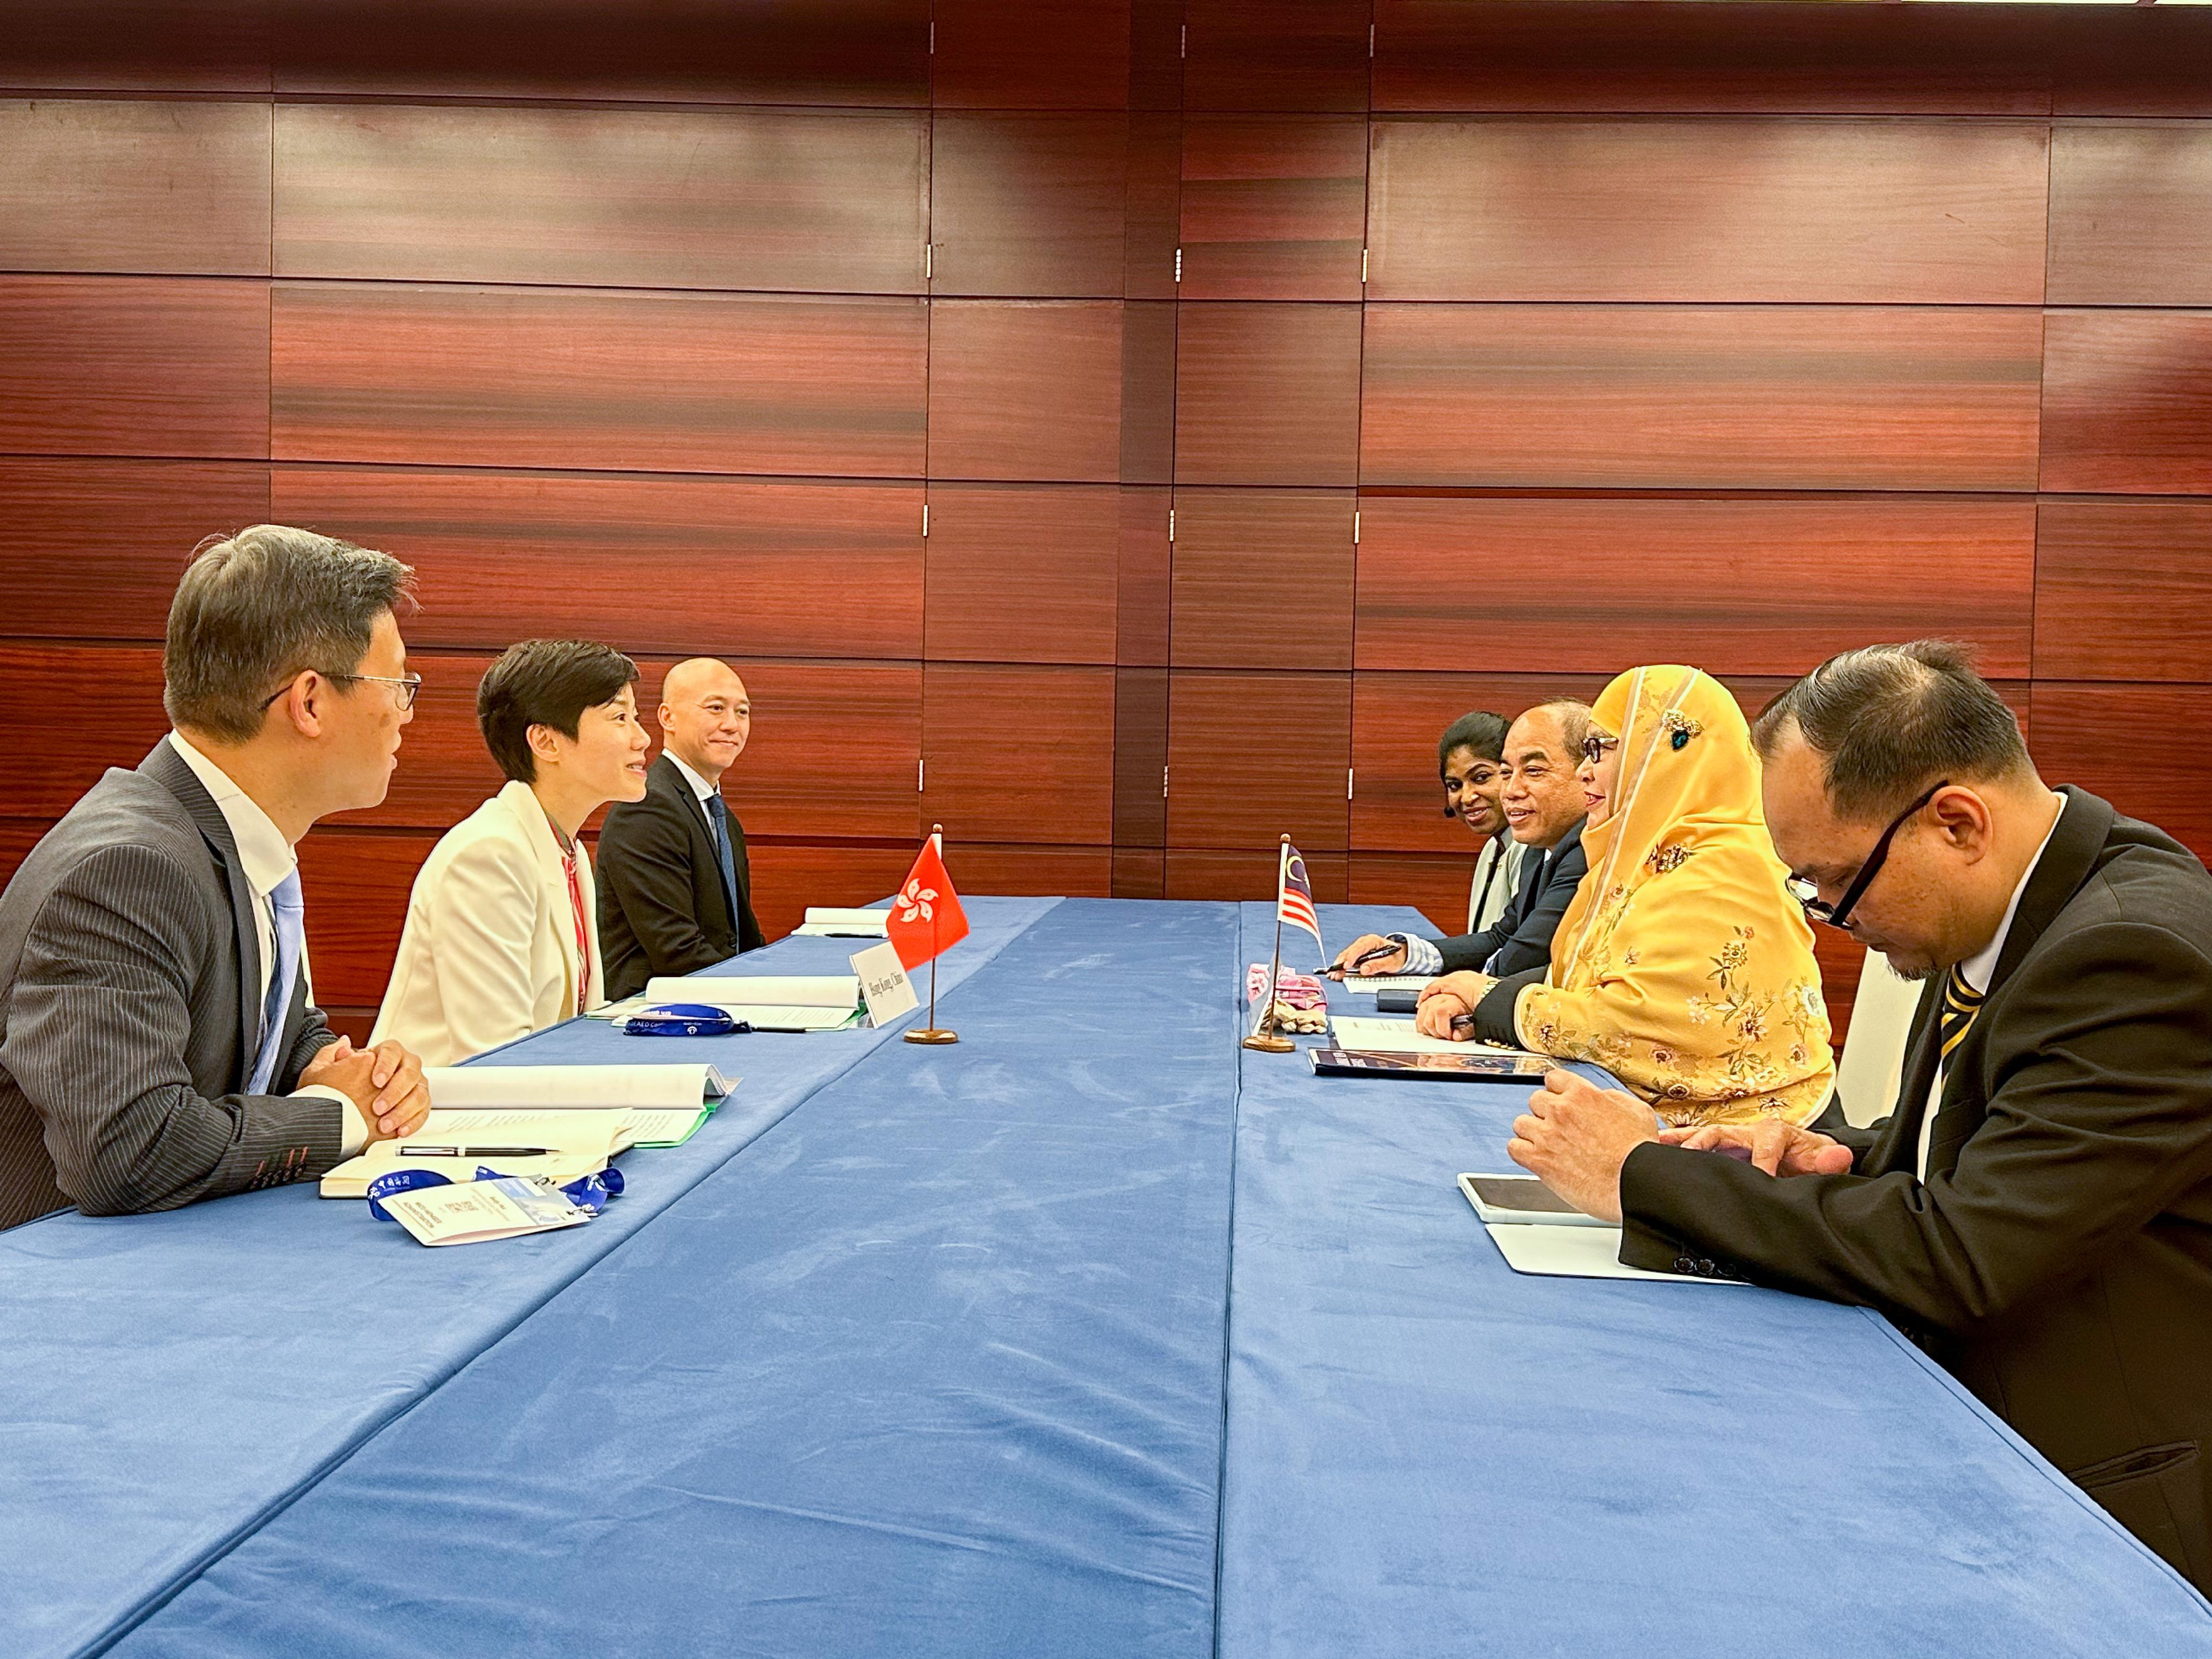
[643,975,863,1031]
[1328,1015,1531,1056]
[320,1108,633,1199]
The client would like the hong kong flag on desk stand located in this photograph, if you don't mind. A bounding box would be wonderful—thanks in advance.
[888,824,969,1045]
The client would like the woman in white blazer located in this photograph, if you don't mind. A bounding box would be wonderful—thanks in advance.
[373,640,651,1066]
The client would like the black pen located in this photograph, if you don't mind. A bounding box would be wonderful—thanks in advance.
[399,1145,555,1159]
[1449,1014,1478,1034]
[1325,942,1402,980]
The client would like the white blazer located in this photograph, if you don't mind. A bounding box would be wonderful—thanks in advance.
[1468,835,1528,933]
[372,780,605,1067]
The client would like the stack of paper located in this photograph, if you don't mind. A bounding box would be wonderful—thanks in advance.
[792,906,891,938]
[644,974,863,1032]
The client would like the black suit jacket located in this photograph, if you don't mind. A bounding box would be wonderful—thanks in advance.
[0,742,341,1230]
[597,753,764,1000]
[1618,789,2212,1592]
[1436,820,1587,977]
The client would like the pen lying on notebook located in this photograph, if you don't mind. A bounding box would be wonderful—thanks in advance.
[399,1145,555,1160]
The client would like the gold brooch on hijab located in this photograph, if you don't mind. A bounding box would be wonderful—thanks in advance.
[1661,708,1703,751]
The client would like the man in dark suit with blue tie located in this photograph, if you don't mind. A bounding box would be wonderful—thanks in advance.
[0,526,433,1231]
[597,658,766,1000]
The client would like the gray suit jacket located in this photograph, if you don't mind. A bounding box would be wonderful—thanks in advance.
[0,740,343,1230]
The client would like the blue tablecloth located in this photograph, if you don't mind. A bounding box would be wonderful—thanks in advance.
[108,898,1245,1659]
[0,896,1051,1659]
[15,897,2209,1657]
[1218,903,2212,1657]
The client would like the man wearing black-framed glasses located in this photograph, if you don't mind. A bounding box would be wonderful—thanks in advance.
[1501,639,2212,1592]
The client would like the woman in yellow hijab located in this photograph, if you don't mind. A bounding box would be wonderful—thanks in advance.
[1417,665,1835,1126]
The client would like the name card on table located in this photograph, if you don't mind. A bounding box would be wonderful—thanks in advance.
[851,940,919,1027]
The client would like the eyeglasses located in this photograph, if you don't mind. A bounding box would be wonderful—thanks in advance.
[260,671,424,712]
[1788,779,1949,929]
[1578,733,1619,765]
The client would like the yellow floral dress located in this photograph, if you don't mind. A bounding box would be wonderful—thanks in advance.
[1514,666,1836,1127]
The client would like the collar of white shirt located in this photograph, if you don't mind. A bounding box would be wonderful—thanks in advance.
[1956,800,2066,999]
[166,731,298,900]
[1918,797,2065,1179]
[167,732,359,1141]
[663,749,722,807]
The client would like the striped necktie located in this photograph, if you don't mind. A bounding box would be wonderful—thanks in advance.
[1938,964,1984,1063]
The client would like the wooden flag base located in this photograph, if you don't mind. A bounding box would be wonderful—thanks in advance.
[1240,1032,1295,1053]
[905,1027,960,1045]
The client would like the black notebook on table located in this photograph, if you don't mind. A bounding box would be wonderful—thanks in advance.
[1306,1048,1553,1082]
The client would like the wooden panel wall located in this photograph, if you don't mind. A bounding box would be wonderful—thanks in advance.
[6,2,2212,1047]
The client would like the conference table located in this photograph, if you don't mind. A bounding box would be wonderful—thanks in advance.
[4,898,2206,1658]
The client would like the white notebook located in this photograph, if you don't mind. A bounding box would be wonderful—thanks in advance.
[1483,1223,1749,1285]
[425,1062,736,1109]
[320,1109,632,1199]
[792,906,890,937]
[1334,974,1436,995]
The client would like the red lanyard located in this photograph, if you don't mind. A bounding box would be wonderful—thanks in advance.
[561,843,590,1016]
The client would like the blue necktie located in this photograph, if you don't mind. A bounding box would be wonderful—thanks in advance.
[248,869,304,1095]
[704,795,740,918]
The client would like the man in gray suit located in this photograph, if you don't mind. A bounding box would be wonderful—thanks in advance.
[0,526,434,1230]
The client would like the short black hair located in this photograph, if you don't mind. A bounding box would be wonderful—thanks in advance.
[165,525,415,740]
[1438,710,1510,775]
[1752,640,2033,821]
[476,639,640,784]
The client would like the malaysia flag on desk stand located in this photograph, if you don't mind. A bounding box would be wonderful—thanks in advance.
[1249,839,1326,1052]
[1278,841,1325,959]
[888,828,969,1044]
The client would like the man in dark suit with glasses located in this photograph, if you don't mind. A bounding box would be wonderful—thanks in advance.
[1506,640,2212,1593]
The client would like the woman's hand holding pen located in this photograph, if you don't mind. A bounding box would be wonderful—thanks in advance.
[1415,972,1496,1040]
[1327,935,1408,979]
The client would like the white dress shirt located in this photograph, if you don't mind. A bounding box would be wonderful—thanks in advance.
[166,734,363,1151]
[1916,805,2064,1179]
[1394,838,1546,978]
[664,749,722,807]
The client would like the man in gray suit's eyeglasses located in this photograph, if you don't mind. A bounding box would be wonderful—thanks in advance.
[0,525,434,1231]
